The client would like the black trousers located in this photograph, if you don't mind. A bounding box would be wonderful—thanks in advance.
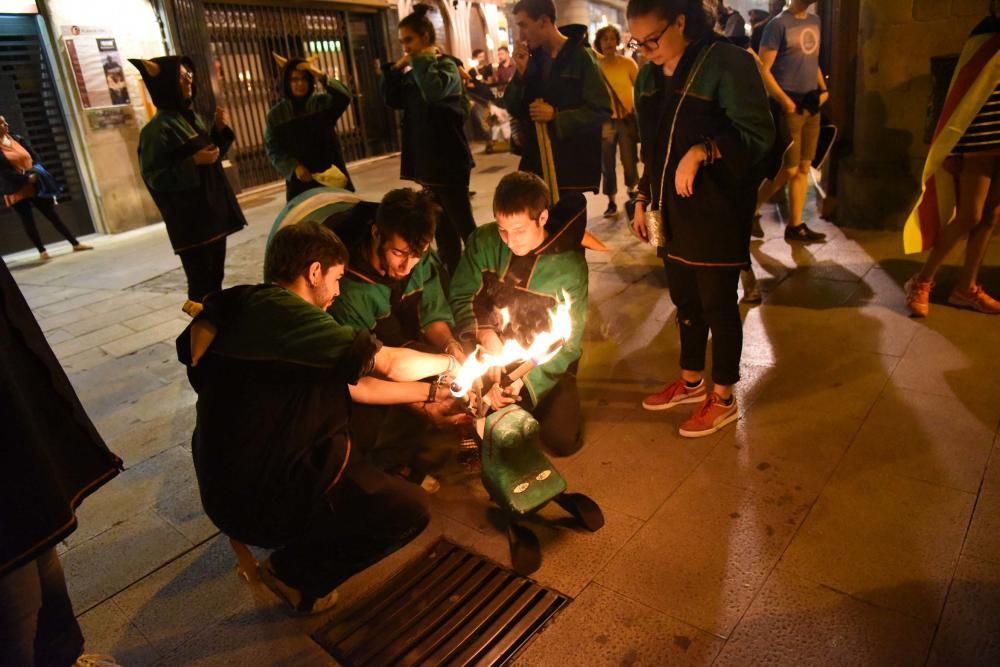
[664,261,743,386]
[0,548,83,667]
[178,237,227,302]
[426,185,476,275]
[12,198,78,253]
[532,372,583,457]
[268,451,430,598]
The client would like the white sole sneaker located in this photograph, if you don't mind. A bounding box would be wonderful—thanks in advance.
[679,411,740,438]
[642,393,705,411]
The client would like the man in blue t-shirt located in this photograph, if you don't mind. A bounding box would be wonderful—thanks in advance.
[755,0,830,243]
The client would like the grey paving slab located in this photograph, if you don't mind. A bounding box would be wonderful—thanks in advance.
[77,599,160,665]
[514,583,725,666]
[556,410,720,520]
[32,289,117,318]
[106,403,196,468]
[110,536,258,659]
[101,317,188,358]
[62,302,151,337]
[699,398,862,508]
[964,445,1000,564]
[59,346,112,375]
[51,322,134,359]
[778,464,976,622]
[65,446,197,550]
[153,482,219,545]
[595,469,809,638]
[123,303,192,332]
[890,324,1000,406]
[714,568,934,666]
[430,479,644,598]
[927,555,1000,666]
[842,387,997,493]
[63,508,194,613]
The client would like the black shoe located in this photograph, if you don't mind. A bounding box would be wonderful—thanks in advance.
[603,202,618,218]
[784,224,826,243]
[624,198,636,222]
[751,213,764,239]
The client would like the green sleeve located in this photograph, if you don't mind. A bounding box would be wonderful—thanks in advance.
[138,115,199,192]
[522,255,588,408]
[409,53,462,104]
[449,225,497,341]
[419,254,455,330]
[317,76,354,117]
[553,50,612,140]
[714,47,774,167]
[264,102,297,179]
[276,302,361,368]
[327,280,379,333]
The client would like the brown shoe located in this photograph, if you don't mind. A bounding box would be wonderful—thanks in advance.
[72,243,94,252]
[948,284,1000,314]
[38,250,51,261]
[904,275,933,317]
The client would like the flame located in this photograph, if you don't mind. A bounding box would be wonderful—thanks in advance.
[451,290,573,397]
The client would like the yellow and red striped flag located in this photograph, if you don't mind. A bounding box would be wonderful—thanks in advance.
[903,26,1000,254]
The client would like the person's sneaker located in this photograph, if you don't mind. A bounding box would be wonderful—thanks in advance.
[903,275,933,317]
[72,243,94,252]
[751,213,764,239]
[784,223,826,243]
[679,393,739,438]
[258,556,339,615]
[38,250,50,261]
[603,201,618,219]
[624,198,636,222]
[642,378,706,411]
[948,284,1000,314]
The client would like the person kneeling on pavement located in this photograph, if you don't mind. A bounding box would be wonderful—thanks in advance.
[450,171,589,457]
[176,220,459,614]
[323,188,472,479]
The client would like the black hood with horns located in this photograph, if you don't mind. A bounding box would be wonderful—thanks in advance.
[129,56,196,113]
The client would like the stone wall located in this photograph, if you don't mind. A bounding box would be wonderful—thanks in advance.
[837,0,985,229]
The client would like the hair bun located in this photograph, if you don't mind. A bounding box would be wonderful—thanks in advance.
[412,3,433,17]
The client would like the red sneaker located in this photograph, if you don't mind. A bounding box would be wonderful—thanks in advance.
[679,393,739,438]
[904,275,933,317]
[642,379,706,411]
[948,284,1000,314]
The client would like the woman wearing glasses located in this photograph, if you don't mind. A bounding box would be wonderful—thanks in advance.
[131,56,246,307]
[628,0,774,438]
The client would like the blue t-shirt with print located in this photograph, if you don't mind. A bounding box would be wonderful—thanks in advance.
[761,10,821,95]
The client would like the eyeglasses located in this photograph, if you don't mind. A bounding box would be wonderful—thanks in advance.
[626,23,671,52]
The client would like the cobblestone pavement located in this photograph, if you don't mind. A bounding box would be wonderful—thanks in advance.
[6,150,1000,666]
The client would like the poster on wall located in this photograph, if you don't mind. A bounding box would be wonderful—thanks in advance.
[60,25,130,109]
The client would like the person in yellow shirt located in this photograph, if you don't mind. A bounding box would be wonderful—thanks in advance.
[595,25,639,219]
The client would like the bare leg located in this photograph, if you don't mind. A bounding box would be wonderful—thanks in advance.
[755,167,793,215]
[957,159,1000,291]
[787,162,811,228]
[918,155,995,283]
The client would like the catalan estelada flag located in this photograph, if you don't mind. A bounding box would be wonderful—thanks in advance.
[903,20,1000,254]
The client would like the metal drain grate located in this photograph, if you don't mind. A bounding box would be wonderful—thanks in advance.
[312,539,569,666]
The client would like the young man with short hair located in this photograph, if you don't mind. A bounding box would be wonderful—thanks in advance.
[756,0,829,243]
[178,220,457,614]
[503,0,611,205]
[450,171,589,457]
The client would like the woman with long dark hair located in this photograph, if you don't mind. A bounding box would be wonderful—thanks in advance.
[629,0,774,438]
[0,116,92,260]
[382,3,475,274]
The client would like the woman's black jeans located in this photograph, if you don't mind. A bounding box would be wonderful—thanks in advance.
[179,237,227,302]
[12,197,79,253]
[426,185,476,275]
[663,260,743,386]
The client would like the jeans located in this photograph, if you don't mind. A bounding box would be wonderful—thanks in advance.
[601,116,639,197]
[0,548,83,667]
[12,197,79,253]
[269,450,430,598]
[664,261,743,386]
[426,185,476,275]
[178,237,227,302]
